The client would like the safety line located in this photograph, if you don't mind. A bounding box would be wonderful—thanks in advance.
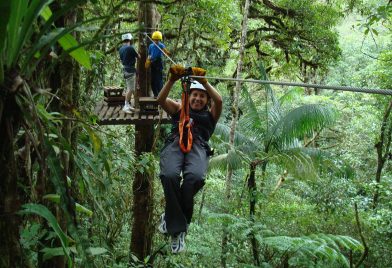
[190,75,392,96]
[143,32,177,65]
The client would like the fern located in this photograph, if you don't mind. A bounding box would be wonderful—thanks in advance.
[259,233,363,267]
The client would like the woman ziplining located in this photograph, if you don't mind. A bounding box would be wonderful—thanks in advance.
[157,65,223,253]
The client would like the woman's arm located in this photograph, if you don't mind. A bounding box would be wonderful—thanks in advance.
[157,80,181,115]
[202,82,222,123]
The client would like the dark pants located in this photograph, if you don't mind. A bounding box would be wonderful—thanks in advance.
[151,58,163,97]
[160,137,208,235]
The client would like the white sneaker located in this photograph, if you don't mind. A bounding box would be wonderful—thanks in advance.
[122,104,135,113]
[158,213,167,234]
[171,232,186,253]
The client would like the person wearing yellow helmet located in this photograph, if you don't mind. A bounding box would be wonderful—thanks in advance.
[119,33,140,113]
[145,31,170,97]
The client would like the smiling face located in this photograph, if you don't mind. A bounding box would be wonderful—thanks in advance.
[189,89,209,111]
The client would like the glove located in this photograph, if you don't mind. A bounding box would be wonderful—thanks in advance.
[163,48,171,56]
[169,64,186,82]
[191,67,207,84]
[145,59,151,69]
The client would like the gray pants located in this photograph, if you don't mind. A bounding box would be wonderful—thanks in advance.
[160,136,209,235]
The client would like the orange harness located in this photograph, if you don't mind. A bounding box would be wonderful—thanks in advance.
[178,79,193,153]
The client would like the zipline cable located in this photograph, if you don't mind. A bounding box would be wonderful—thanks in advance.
[190,75,392,96]
[142,32,392,96]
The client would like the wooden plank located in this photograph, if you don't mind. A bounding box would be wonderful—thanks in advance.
[119,108,127,120]
[95,99,173,125]
[98,104,109,119]
[113,106,121,121]
[94,102,103,114]
[105,106,115,119]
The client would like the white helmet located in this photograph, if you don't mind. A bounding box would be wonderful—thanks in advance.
[122,33,133,41]
[189,80,206,92]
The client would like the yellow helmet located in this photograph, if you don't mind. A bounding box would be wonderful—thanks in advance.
[152,31,162,40]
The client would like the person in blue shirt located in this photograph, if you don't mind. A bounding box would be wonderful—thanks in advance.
[119,33,140,113]
[145,31,170,97]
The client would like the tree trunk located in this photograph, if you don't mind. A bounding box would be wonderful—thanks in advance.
[129,0,157,263]
[221,0,250,266]
[0,71,24,267]
[373,98,392,208]
[248,162,260,266]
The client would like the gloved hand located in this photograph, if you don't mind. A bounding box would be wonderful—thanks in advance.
[145,58,151,69]
[169,64,186,82]
[191,67,207,84]
[163,48,171,56]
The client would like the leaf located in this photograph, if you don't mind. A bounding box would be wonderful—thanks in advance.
[0,0,11,69]
[6,0,27,66]
[40,5,53,21]
[75,203,93,217]
[260,233,362,266]
[364,28,369,35]
[38,3,92,70]
[86,247,108,256]
[8,0,55,67]
[43,194,93,217]
[43,194,61,203]
[86,127,102,154]
[20,204,71,262]
[52,145,60,155]
[58,33,91,69]
[41,247,67,261]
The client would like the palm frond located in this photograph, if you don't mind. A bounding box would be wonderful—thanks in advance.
[268,148,318,180]
[239,87,267,145]
[258,62,283,126]
[278,87,303,105]
[268,104,338,148]
[208,148,246,172]
[214,122,258,153]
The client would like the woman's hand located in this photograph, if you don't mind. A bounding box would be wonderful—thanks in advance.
[169,64,186,82]
[191,67,207,84]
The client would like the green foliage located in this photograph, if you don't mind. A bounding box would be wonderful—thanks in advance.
[20,204,72,265]
[0,0,93,82]
[260,233,363,267]
[40,6,92,69]
[268,104,338,147]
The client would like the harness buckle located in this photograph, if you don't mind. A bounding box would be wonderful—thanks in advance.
[180,67,194,93]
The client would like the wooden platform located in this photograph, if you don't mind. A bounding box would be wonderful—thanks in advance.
[94,101,171,125]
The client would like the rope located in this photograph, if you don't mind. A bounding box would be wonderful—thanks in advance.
[143,32,177,65]
[190,75,392,96]
[179,77,193,153]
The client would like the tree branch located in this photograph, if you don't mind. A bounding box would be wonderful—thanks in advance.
[260,0,297,17]
[354,203,369,268]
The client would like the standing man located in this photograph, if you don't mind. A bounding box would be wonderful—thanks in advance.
[145,31,170,97]
[119,33,140,113]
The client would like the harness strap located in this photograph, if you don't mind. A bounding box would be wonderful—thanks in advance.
[178,79,193,153]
